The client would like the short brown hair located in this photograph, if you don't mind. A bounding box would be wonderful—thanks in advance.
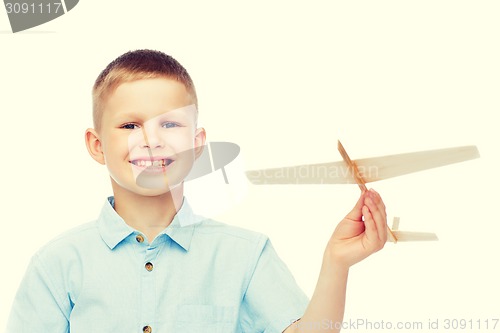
[92,49,197,131]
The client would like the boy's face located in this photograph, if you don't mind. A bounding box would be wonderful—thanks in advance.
[88,78,205,197]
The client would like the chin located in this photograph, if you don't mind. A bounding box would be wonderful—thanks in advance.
[135,176,183,190]
[135,181,184,197]
[111,170,186,198]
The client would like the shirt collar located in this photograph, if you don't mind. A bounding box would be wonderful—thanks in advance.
[97,196,202,251]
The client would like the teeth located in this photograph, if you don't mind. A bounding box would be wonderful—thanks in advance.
[132,159,171,167]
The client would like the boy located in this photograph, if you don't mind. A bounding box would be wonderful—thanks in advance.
[6,50,388,332]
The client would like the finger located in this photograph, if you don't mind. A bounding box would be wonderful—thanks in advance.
[362,205,379,243]
[345,192,367,221]
[368,188,386,214]
[367,190,387,225]
[370,191,388,242]
[365,195,387,241]
[363,205,386,251]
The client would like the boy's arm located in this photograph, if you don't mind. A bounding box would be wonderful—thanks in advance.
[284,189,387,333]
[6,254,70,333]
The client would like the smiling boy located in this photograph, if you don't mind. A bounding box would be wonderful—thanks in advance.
[88,76,203,241]
[6,50,388,333]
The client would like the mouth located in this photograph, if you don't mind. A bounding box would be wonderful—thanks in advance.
[129,158,174,171]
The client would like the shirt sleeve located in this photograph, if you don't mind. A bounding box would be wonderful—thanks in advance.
[239,237,309,333]
[6,253,70,333]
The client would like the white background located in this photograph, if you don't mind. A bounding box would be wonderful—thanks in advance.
[1,1,499,332]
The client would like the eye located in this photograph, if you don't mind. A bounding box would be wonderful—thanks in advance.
[120,123,139,130]
[162,122,180,129]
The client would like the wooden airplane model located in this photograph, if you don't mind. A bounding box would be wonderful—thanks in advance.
[246,141,480,243]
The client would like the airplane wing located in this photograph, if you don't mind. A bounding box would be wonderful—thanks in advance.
[388,231,439,242]
[246,145,479,185]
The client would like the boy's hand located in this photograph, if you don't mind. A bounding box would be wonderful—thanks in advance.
[325,189,387,269]
[282,189,387,332]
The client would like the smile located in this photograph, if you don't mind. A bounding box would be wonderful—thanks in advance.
[130,158,174,167]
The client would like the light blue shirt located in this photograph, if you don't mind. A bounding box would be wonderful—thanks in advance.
[7,197,309,333]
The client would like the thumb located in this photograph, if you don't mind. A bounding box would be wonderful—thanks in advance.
[345,191,366,221]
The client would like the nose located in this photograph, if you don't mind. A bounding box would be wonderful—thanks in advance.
[140,124,164,149]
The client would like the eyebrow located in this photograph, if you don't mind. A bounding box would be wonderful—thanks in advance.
[114,110,194,124]
[113,104,198,123]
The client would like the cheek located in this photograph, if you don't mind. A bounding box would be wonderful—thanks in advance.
[127,130,145,151]
[171,129,197,150]
[102,135,130,163]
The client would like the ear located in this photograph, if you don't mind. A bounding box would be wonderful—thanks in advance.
[193,127,207,159]
[85,128,106,165]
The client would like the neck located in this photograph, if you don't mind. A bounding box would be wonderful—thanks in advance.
[111,181,185,243]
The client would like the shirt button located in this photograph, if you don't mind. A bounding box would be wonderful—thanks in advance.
[145,262,154,271]
[136,234,144,243]
[143,326,152,333]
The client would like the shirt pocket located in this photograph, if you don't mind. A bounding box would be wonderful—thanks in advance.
[175,304,237,333]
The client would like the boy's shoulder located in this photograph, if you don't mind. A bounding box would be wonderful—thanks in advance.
[195,217,268,244]
[176,215,272,255]
[34,221,100,257]
[33,216,270,260]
